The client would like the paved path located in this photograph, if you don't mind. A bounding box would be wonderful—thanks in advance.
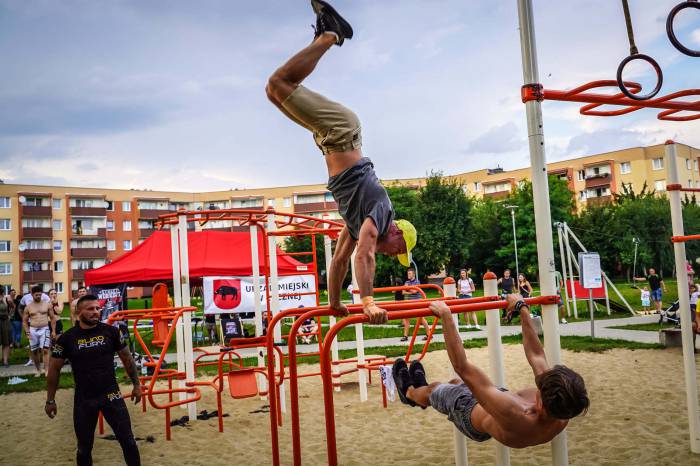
[0,315,665,378]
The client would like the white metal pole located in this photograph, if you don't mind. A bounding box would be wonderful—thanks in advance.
[511,209,519,280]
[323,232,341,392]
[517,1,568,463]
[564,226,578,319]
[170,224,186,407]
[666,141,700,453]
[350,248,368,402]
[250,224,267,399]
[177,215,197,419]
[603,277,611,315]
[443,277,468,466]
[484,273,510,466]
[267,213,286,413]
[557,224,572,317]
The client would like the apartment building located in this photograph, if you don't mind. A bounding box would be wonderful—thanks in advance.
[0,142,698,299]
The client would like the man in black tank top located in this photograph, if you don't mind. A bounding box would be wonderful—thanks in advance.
[46,294,142,466]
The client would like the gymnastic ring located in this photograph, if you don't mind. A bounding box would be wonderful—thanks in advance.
[616,53,664,100]
[667,1,700,57]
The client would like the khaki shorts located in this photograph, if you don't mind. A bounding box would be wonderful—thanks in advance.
[281,85,362,155]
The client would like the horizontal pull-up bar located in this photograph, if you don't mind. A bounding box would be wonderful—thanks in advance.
[672,234,700,243]
[521,80,700,121]
[667,183,700,193]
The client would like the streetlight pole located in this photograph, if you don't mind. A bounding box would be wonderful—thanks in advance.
[505,205,519,279]
[632,237,639,282]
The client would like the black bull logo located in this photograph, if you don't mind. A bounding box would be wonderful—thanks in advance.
[214,285,238,301]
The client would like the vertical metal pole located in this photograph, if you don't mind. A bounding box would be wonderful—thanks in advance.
[564,226,578,319]
[442,277,468,466]
[557,224,572,317]
[632,239,638,282]
[603,278,611,315]
[350,248,368,402]
[517,1,568,463]
[177,215,197,419]
[588,288,595,338]
[323,231,341,392]
[250,224,267,399]
[484,273,511,466]
[511,209,519,280]
[666,141,700,453]
[170,223,186,407]
[267,214,286,413]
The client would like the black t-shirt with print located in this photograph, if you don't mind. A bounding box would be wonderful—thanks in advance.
[52,322,125,398]
[647,274,661,291]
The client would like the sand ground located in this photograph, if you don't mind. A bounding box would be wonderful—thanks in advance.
[3,345,700,465]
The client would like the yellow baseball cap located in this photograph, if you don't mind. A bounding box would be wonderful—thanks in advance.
[395,219,417,267]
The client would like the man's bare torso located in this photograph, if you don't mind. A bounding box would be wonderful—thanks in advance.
[325,149,361,177]
[472,387,568,448]
[26,300,51,328]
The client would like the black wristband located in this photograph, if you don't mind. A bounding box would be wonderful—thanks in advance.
[45,399,56,405]
[514,300,528,313]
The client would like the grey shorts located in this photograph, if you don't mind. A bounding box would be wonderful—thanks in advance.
[429,383,492,442]
[281,85,362,155]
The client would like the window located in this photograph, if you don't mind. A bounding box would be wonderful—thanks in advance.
[0,219,10,230]
[267,199,275,207]
[652,158,664,170]
[620,162,631,174]
[122,201,131,212]
[22,218,49,228]
[54,282,64,293]
[578,191,586,201]
[0,263,11,275]
[0,197,9,208]
[52,220,62,231]
[107,240,116,251]
[690,180,694,188]
[123,240,132,251]
[654,180,666,191]
[53,240,63,251]
[283,197,291,208]
[577,170,585,181]
[0,241,10,252]
[54,261,64,272]
[106,220,115,231]
[123,220,132,232]
[52,198,62,209]
[695,160,698,172]
[105,200,114,211]
[473,182,481,192]
[687,159,693,170]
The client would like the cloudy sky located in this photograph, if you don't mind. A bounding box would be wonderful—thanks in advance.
[0,0,699,191]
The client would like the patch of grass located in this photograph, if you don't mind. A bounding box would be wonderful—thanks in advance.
[608,322,676,332]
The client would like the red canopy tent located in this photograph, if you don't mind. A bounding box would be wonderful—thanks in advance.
[85,230,310,286]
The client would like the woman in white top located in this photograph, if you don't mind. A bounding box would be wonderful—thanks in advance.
[457,269,480,329]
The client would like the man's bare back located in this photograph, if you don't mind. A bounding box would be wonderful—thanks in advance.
[26,300,51,328]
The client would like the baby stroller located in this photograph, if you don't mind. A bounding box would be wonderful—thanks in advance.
[659,300,681,326]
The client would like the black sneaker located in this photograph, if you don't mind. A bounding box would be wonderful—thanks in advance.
[392,358,417,407]
[408,360,428,388]
[311,0,354,46]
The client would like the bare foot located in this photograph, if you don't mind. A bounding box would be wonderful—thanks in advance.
[329,302,349,317]
[363,303,388,325]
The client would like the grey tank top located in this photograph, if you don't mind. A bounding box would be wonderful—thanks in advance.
[327,157,394,240]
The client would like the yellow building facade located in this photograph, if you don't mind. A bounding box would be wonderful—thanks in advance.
[0,142,697,299]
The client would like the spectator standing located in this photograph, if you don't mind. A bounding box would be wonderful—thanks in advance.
[9,289,22,349]
[19,286,50,367]
[204,313,218,345]
[0,289,11,367]
[22,285,55,376]
[48,288,65,340]
[518,273,533,297]
[70,286,88,326]
[641,286,651,314]
[498,269,517,320]
[401,268,430,342]
[457,269,480,329]
[688,260,696,291]
[634,268,667,314]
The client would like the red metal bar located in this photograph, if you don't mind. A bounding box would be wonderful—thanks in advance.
[521,80,700,121]
[667,183,700,193]
[672,234,700,243]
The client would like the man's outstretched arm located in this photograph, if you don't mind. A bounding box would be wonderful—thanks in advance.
[356,219,387,324]
[506,294,549,376]
[328,227,355,313]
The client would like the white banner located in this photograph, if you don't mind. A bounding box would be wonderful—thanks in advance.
[203,275,316,315]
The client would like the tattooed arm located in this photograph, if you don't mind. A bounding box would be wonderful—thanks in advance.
[117,346,143,403]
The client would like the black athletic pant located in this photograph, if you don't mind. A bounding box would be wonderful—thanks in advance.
[74,392,141,466]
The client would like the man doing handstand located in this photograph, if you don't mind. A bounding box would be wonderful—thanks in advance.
[393,295,589,448]
[266,0,416,325]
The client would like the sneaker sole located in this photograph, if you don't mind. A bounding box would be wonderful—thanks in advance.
[408,360,429,388]
[310,0,354,40]
[392,360,417,407]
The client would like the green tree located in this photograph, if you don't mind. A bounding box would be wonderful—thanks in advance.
[466,198,505,276]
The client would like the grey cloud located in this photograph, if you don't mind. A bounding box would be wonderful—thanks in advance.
[566,129,651,155]
[464,122,524,154]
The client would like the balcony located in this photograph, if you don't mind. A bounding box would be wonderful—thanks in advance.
[586,195,612,206]
[294,201,338,214]
[231,206,265,212]
[585,173,612,189]
[71,248,107,259]
[70,206,106,217]
[484,190,510,200]
[22,270,53,282]
[71,269,92,280]
[21,205,52,217]
[138,209,170,219]
[21,249,53,261]
[139,228,155,238]
[72,228,107,238]
[22,227,53,238]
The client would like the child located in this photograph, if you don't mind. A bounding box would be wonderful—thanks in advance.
[641,286,651,314]
[690,284,699,315]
